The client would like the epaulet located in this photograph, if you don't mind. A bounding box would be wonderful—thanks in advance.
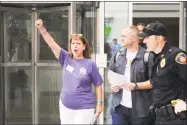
[167,46,181,55]
[166,46,187,64]
[164,46,181,60]
[169,47,187,65]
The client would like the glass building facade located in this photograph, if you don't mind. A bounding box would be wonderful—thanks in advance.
[0,2,100,124]
[104,2,187,124]
[0,1,187,125]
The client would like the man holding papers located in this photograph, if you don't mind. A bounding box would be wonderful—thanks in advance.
[108,26,154,125]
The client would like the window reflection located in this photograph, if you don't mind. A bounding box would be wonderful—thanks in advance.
[1,2,99,125]
[104,2,130,124]
[6,13,32,62]
[76,2,97,54]
[39,11,68,61]
[38,68,62,124]
[6,67,32,124]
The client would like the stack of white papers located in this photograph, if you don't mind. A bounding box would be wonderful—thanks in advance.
[108,70,129,86]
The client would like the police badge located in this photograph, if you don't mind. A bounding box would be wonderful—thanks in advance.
[160,58,166,68]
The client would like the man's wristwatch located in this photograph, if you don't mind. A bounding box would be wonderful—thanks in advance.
[135,83,139,90]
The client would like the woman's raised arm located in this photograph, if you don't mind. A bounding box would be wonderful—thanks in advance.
[35,19,61,59]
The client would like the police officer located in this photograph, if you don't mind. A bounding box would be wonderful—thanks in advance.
[135,22,187,125]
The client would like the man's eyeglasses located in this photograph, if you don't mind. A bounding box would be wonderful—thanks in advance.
[143,28,162,35]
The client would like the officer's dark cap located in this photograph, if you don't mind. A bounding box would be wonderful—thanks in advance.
[137,22,168,38]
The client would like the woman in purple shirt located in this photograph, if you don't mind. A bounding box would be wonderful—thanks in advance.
[35,19,103,124]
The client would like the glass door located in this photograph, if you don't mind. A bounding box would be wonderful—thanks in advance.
[1,5,69,125]
[36,7,69,124]
[1,3,99,124]
[2,10,33,124]
[104,2,131,124]
[0,8,4,125]
[75,2,98,58]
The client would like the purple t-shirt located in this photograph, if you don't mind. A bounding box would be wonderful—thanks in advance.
[58,49,103,110]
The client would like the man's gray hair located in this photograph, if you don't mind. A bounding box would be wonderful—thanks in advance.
[127,25,139,35]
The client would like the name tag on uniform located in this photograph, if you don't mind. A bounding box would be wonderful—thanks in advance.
[66,65,74,73]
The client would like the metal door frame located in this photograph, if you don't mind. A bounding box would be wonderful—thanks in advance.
[179,2,186,51]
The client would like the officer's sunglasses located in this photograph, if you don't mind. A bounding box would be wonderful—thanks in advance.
[143,28,162,35]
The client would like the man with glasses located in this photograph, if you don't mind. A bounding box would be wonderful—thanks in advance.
[131,22,187,125]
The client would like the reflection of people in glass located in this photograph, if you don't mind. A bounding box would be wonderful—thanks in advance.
[136,23,145,32]
[35,19,103,124]
[104,41,111,61]
[109,38,121,56]
[136,23,146,49]
[109,26,154,125]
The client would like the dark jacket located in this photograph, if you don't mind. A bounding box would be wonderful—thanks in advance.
[149,42,187,106]
[109,46,153,118]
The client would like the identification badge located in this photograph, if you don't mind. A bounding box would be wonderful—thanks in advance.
[66,65,74,73]
[160,58,166,68]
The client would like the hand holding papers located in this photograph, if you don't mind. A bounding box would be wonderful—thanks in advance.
[111,85,121,92]
[108,70,129,86]
[108,70,136,92]
[120,82,136,91]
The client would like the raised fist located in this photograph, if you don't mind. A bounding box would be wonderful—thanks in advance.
[35,19,43,28]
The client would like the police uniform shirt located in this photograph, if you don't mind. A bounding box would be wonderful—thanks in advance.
[150,42,187,107]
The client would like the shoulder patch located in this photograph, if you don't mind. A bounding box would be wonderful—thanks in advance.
[175,52,187,64]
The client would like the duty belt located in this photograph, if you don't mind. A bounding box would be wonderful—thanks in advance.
[155,104,187,120]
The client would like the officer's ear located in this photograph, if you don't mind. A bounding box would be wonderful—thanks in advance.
[156,36,164,43]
